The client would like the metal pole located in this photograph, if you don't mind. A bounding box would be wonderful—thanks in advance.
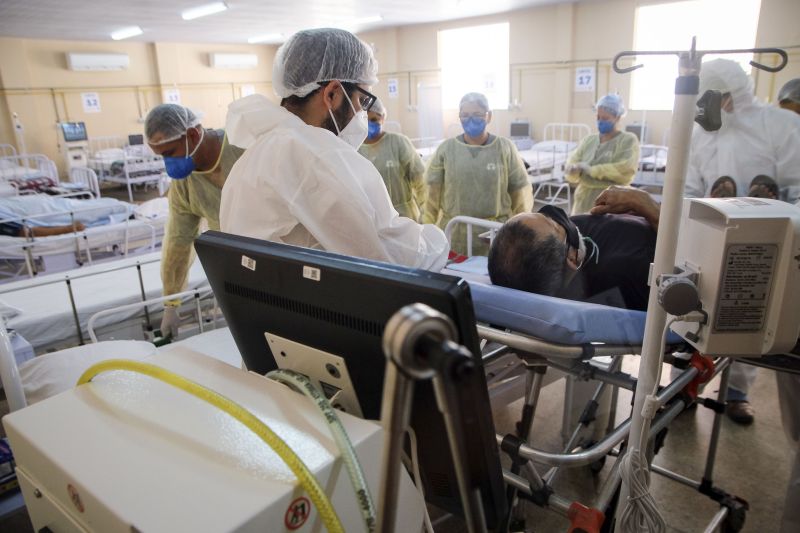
[616,48,701,523]
[65,278,84,345]
[136,263,152,331]
[376,359,417,533]
[703,362,731,481]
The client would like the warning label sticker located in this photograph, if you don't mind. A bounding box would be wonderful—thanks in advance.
[285,496,311,530]
[714,244,776,332]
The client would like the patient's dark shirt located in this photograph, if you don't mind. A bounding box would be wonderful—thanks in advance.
[559,214,656,311]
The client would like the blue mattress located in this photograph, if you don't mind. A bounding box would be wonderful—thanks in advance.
[445,257,683,346]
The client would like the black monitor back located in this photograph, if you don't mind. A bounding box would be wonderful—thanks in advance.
[195,231,506,528]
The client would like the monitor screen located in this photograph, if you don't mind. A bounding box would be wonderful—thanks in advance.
[60,122,87,142]
[128,134,144,146]
[510,121,530,138]
[195,231,506,527]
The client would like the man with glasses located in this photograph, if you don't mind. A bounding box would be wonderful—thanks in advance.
[422,92,532,256]
[220,28,448,271]
[488,186,659,311]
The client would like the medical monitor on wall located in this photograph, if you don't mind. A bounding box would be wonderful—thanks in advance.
[195,231,507,527]
[60,122,87,143]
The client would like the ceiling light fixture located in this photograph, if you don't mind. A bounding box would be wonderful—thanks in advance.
[182,2,229,21]
[247,33,284,44]
[110,26,143,40]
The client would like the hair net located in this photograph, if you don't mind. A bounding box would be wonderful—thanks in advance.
[144,104,200,145]
[272,28,379,99]
[596,94,626,117]
[698,59,754,111]
[459,92,490,112]
[778,78,800,104]
[371,97,387,117]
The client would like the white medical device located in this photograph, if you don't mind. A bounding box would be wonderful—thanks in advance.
[669,197,800,356]
[59,122,89,172]
[3,350,424,532]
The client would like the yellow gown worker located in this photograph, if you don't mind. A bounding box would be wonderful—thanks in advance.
[423,92,532,255]
[566,94,640,215]
[358,98,426,221]
[144,103,244,339]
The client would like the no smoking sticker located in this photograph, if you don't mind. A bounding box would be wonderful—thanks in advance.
[285,496,311,530]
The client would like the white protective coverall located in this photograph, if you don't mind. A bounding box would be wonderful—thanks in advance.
[685,60,800,203]
[220,94,449,271]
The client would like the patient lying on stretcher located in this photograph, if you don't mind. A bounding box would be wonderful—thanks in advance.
[488,187,660,310]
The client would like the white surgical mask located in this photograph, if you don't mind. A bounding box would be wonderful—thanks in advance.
[329,85,368,149]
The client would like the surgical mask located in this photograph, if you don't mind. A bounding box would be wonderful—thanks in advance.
[462,117,487,138]
[163,128,205,180]
[597,119,615,135]
[367,121,381,140]
[539,205,580,251]
[329,85,368,149]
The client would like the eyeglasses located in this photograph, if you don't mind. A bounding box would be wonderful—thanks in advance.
[459,111,488,120]
[340,82,377,112]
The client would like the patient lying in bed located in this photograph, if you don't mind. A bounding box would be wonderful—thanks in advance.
[488,187,660,310]
[0,195,135,237]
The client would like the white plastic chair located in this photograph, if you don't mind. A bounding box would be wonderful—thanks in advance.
[69,166,101,198]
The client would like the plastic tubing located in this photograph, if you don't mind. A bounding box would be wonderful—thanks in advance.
[268,369,376,532]
[76,359,344,533]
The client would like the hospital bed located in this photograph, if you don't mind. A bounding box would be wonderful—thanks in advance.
[633,143,669,189]
[0,197,168,280]
[0,154,59,194]
[0,251,209,353]
[518,123,591,209]
[438,215,752,532]
[87,136,166,202]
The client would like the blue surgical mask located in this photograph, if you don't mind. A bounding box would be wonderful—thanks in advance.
[597,119,615,135]
[163,128,204,180]
[462,117,487,138]
[367,120,381,140]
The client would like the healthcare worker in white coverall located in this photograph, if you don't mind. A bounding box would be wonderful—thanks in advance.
[220,28,448,271]
[684,59,800,426]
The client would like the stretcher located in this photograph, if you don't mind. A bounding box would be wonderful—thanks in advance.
[440,215,750,532]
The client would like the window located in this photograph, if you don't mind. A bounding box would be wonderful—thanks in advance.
[630,0,761,111]
[439,23,510,110]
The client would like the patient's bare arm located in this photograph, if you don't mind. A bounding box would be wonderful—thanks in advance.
[589,186,661,231]
[21,222,86,237]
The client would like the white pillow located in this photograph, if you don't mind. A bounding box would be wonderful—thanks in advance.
[19,340,157,405]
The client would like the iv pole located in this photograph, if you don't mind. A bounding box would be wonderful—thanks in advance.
[612,39,788,532]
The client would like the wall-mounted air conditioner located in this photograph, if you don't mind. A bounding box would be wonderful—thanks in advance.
[209,53,258,69]
[66,53,130,71]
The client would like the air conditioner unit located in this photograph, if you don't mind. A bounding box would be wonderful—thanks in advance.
[66,53,130,71]
[209,53,258,69]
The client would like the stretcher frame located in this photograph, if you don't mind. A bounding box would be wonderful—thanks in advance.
[444,215,750,533]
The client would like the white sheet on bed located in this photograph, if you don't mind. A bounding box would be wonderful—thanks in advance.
[0,196,135,227]
[2,252,208,350]
[518,140,577,172]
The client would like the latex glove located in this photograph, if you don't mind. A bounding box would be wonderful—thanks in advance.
[574,162,591,174]
[160,306,182,340]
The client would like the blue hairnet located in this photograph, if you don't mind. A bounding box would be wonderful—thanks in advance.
[778,78,800,104]
[460,92,490,112]
[273,28,379,99]
[596,94,625,117]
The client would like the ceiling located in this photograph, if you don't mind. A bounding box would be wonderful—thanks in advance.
[0,0,580,44]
